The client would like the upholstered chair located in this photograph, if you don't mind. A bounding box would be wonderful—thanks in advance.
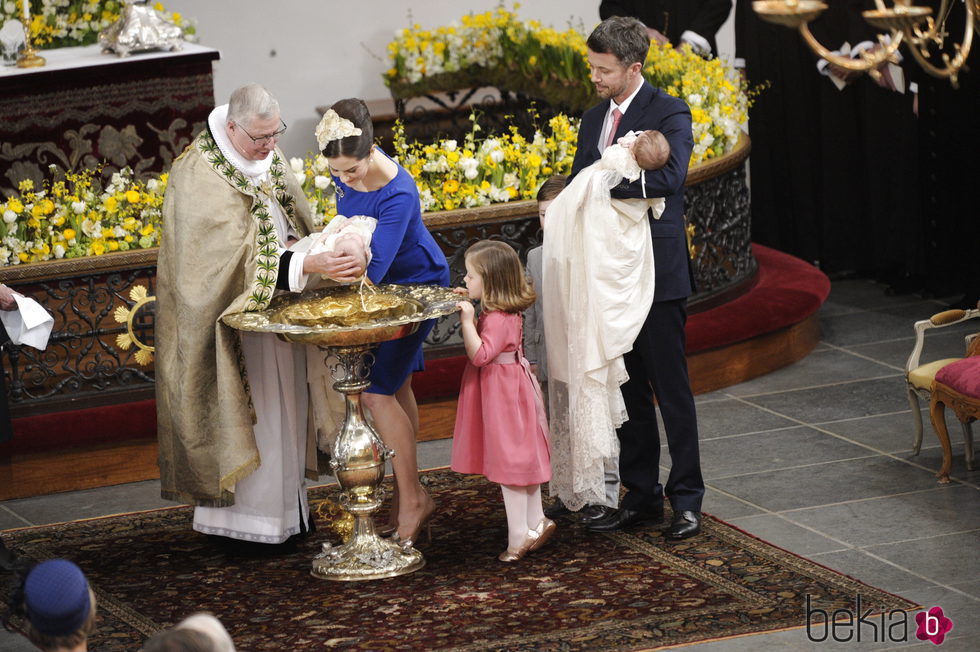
[905,307,979,460]
[929,341,980,482]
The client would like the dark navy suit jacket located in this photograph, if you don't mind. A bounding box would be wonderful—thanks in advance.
[570,81,694,303]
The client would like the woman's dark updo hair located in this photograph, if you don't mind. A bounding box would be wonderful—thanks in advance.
[321,98,374,160]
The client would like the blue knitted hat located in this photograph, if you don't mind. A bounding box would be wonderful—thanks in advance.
[24,559,91,637]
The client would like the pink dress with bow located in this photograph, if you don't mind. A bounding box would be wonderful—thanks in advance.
[451,310,551,486]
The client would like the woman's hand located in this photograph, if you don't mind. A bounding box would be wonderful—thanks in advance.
[304,251,365,283]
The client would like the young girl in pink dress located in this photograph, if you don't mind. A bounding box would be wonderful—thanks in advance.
[452,240,555,562]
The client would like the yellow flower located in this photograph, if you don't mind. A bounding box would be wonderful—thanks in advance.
[7,198,24,213]
[442,179,460,194]
[104,196,118,213]
[108,240,120,251]
[140,223,155,236]
[92,240,106,256]
[63,229,77,240]
[154,2,165,11]
[125,190,140,204]
[18,179,33,192]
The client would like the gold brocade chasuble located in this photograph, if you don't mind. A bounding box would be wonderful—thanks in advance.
[155,128,316,507]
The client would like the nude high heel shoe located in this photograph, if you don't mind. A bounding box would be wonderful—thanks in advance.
[393,491,436,551]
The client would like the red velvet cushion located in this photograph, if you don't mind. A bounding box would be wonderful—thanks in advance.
[935,356,980,398]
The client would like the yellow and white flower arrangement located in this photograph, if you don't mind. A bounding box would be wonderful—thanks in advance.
[289,111,579,221]
[1,1,194,49]
[385,3,753,165]
[393,112,579,213]
[0,166,163,266]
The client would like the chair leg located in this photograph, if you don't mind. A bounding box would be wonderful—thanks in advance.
[928,397,954,484]
[907,388,923,455]
[962,421,975,471]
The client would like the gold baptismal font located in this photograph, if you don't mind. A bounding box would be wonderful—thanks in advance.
[753,0,976,86]
[223,284,459,581]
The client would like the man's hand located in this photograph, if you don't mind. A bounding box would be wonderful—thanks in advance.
[0,284,18,311]
[303,251,365,283]
[631,130,671,171]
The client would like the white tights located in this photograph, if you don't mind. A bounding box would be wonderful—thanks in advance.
[500,484,545,550]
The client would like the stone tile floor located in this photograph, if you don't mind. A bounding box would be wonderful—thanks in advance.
[1,279,977,650]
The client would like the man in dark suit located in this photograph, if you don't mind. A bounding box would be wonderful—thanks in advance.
[574,16,705,539]
[600,0,733,57]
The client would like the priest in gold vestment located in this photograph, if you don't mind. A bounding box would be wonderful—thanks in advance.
[156,84,364,544]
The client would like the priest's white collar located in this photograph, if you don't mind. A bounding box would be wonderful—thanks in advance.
[208,104,274,179]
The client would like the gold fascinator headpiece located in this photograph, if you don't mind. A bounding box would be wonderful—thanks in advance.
[316,109,362,151]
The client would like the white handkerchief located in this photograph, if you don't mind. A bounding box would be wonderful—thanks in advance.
[0,295,54,350]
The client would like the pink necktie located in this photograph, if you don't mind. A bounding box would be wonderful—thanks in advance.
[605,108,622,149]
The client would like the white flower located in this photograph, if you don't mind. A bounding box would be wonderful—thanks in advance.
[443,140,457,152]
[81,217,102,238]
[72,201,86,214]
[464,168,478,180]
[54,244,66,259]
[3,210,16,224]
[290,157,305,174]
[490,150,504,164]
[293,172,305,186]
[146,178,162,193]
[314,175,331,190]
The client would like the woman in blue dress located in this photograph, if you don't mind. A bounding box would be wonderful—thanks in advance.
[320,98,450,547]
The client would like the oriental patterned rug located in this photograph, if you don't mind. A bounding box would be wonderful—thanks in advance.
[1,469,917,651]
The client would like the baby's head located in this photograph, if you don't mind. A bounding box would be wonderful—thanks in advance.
[464,240,536,313]
[632,130,671,171]
[535,175,567,231]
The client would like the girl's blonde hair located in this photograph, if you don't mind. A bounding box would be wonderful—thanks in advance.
[465,240,536,313]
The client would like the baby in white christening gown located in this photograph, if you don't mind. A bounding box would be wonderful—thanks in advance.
[302,214,377,265]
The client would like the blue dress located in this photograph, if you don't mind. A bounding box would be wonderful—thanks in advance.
[334,149,450,394]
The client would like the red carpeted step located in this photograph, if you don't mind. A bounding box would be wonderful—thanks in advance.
[3,398,157,457]
[2,245,828,457]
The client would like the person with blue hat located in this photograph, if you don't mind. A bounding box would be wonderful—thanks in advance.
[14,559,97,652]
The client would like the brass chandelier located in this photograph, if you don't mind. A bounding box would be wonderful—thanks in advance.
[753,0,976,86]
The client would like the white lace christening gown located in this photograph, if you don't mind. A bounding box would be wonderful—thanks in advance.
[542,141,665,510]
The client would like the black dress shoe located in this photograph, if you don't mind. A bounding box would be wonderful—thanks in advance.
[576,504,617,523]
[587,507,664,532]
[664,510,701,540]
[543,499,572,519]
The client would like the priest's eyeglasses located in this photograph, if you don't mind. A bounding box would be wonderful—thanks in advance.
[237,120,288,145]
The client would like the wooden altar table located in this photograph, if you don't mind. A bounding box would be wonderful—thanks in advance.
[0,42,219,198]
